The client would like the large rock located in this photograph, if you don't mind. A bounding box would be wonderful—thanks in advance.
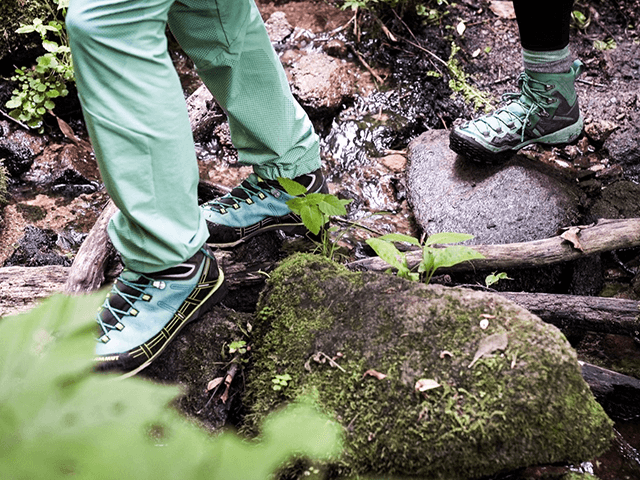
[245,254,613,479]
[406,130,582,244]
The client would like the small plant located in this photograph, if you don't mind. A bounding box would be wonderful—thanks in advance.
[447,41,493,112]
[5,0,73,132]
[228,340,248,354]
[366,232,485,284]
[278,177,352,260]
[272,373,293,391]
[485,272,512,288]
[593,38,616,51]
[571,9,591,31]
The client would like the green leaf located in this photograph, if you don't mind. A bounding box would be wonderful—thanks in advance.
[0,295,341,480]
[430,245,485,271]
[5,98,22,109]
[316,194,348,217]
[424,232,475,246]
[366,238,405,271]
[16,25,36,34]
[42,40,59,53]
[300,204,324,235]
[377,233,422,246]
[285,196,307,214]
[277,177,308,196]
[44,100,56,110]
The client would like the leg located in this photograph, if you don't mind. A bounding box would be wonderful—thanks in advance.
[67,0,225,375]
[168,0,320,180]
[67,0,207,273]
[168,0,326,247]
[449,0,582,162]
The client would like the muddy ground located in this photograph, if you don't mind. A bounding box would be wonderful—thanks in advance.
[1,0,640,478]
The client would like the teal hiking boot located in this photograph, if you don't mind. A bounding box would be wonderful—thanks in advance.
[95,245,226,376]
[450,60,584,163]
[201,168,327,248]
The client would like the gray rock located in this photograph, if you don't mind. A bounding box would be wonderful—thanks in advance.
[406,130,582,244]
[245,254,613,479]
[0,121,48,178]
[288,51,356,112]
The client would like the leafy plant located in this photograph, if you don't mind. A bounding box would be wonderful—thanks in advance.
[447,41,493,112]
[366,232,485,284]
[272,373,293,392]
[228,340,247,354]
[593,38,616,51]
[571,9,591,30]
[5,0,73,132]
[485,272,512,288]
[278,177,352,260]
[0,294,342,480]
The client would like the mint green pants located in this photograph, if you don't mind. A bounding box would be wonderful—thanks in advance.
[66,0,320,273]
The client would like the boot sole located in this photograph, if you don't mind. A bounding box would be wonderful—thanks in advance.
[450,115,584,164]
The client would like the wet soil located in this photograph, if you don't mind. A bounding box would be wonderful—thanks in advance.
[1,0,640,478]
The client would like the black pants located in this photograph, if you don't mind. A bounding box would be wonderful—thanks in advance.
[513,0,574,51]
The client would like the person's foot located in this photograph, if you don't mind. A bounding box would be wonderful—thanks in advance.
[95,245,226,376]
[201,168,327,248]
[450,60,584,163]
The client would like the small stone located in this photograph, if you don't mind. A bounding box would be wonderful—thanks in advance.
[380,154,407,172]
[584,119,618,143]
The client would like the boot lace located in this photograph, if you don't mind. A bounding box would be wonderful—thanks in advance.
[97,273,161,340]
[201,175,271,213]
[475,72,555,142]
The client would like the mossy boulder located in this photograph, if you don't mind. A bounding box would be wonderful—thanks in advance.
[245,254,613,479]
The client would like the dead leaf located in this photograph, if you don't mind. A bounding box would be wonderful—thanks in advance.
[439,350,453,359]
[468,332,509,369]
[456,21,466,36]
[489,0,515,19]
[560,226,584,252]
[363,369,387,380]
[415,378,441,392]
[206,377,224,392]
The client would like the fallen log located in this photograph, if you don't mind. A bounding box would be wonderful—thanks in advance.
[349,218,640,273]
[64,199,118,294]
[500,292,640,337]
[0,265,69,317]
[580,361,640,421]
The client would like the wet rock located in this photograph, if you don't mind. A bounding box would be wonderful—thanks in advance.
[245,254,613,479]
[590,181,640,219]
[22,143,101,196]
[584,119,618,144]
[406,129,582,244]
[141,306,250,432]
[4,225,71,267]
[604,125,640,166]
[265,11,293,44]
[289,51,356,113]
[0,121,48,178]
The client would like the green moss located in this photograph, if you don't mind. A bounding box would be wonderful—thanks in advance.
[245,254,614,479]
[16,203,46,221]
[0,165,7,207]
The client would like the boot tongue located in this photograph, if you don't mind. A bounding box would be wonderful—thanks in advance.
[120,269,143,282]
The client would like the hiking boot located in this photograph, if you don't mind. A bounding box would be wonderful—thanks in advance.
[95,245,226,376]
[201,168,327,248]
[450,60,584,163]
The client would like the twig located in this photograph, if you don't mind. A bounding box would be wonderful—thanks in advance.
[577,78,607,88]
[348,45,385,85]
[197,360,240,413]
[0,108,29,130]
[479,75,517,88]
